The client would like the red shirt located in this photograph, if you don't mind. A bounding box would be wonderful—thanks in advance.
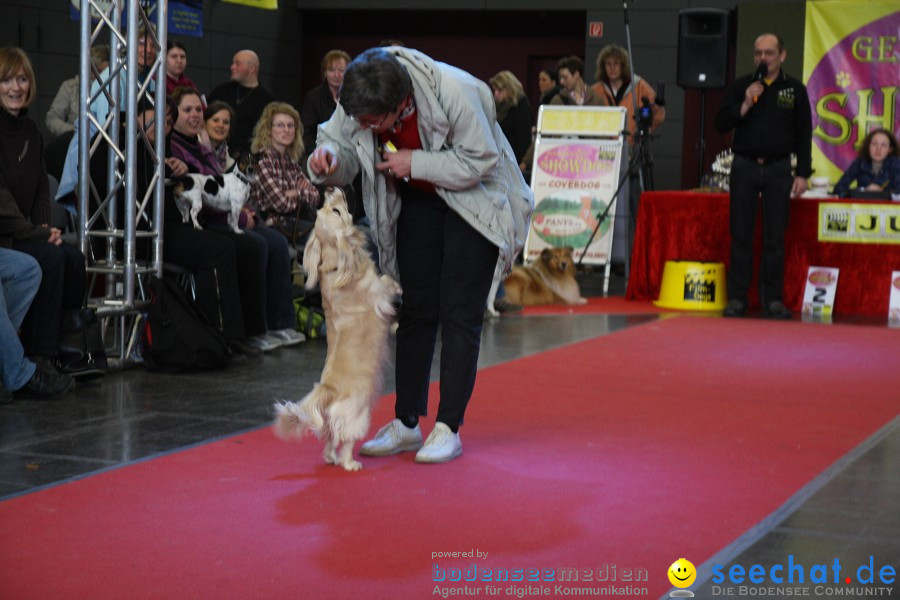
[378,109,436,194]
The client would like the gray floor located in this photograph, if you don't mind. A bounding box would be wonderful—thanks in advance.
[1,272,897,597]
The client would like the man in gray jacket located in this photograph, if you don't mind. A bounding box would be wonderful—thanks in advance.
[308,47,532,463]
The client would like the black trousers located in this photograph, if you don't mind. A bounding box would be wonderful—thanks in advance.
[728,155,793,306]
[163,222,254,341]
[394,187,498,430]
[12,239,86,357]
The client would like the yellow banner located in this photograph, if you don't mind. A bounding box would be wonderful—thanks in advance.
[537,106,625,137]
[818,202,900,244]
[221,0,277,9]
[802,1,899,188]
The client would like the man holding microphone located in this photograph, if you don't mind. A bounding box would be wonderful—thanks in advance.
[715,33,812,319]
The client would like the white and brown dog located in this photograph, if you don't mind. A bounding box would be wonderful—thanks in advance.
[503,246,588,306]
[273,187,401,471]
[172,154,255,235]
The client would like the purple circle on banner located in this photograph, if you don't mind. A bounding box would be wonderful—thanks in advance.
[806,13,900,171]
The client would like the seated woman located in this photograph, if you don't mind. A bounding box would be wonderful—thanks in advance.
[168,87,304,350]
[0,47,95,377]
[250,102,320,248]
[832,129,900,197]
[203,100,235,172]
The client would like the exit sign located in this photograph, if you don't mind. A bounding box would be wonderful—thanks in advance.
[589,22,603,38]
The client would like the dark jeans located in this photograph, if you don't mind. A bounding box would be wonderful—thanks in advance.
[394,187,498,431]
[12,239,86,357]
[163,222,246,340]
[728,155,793,306]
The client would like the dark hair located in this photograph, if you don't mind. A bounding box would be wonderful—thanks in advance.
[170,86,202,109]
[339,48,412,118]
[540,68,558,84]
[858,128,900,161]
[136,95,176,119]
[166,39,186,53]
[204,100,234,122]
[556,56,584,79]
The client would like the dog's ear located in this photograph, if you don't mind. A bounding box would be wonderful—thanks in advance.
[332,233,359,289]
[541,248,552,261]
[303,233,322,289]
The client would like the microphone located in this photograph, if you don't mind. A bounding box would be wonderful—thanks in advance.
[655,81,666,107]
[753,63,767,104]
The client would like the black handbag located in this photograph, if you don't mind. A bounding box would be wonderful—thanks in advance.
[58,308,108,378]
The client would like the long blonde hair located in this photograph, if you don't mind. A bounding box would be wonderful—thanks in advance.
[489,70,526,107]
[251,101,304,162]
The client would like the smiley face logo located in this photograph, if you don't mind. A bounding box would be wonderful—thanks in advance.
[668,558,697,588]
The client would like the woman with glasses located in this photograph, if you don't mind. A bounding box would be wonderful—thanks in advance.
[308,47,532,464]
[250,102,320,247]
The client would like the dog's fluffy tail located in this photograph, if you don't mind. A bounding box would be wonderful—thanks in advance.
[272,383,332,440]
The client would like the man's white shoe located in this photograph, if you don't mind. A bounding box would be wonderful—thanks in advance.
[359,419,423,457]
[414,422,462,463]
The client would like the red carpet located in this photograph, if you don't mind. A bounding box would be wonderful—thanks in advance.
[0,317,896,599]
[521,296,663,315]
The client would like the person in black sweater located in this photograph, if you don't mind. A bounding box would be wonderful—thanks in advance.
[715,33,812,319]
[206,50,276,155]
[0,47,89,376]
[300,49,351,160]
[489,70,533,165]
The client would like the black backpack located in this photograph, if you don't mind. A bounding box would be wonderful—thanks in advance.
[143,275,229,372]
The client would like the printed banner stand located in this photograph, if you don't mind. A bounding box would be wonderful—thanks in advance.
[889,270,900,323]
[526,106,627,295]
[802,266,840,318]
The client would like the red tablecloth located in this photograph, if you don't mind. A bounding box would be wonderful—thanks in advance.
[625,191,900,316]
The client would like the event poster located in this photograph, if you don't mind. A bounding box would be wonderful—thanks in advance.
[525,139,623,265]
[803,0,900,186]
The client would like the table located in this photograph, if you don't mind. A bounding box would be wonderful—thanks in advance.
[625,191,900,316]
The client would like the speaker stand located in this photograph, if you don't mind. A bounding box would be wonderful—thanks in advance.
[697,89,707,185]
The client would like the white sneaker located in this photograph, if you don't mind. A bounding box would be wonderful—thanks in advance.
[270,328,306,346]
[246,334,282,352]
[415,422,462,463]
[359,419,423,456]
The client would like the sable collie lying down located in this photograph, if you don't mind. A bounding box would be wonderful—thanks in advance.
[503,246,587,306]
[273,188,401,471]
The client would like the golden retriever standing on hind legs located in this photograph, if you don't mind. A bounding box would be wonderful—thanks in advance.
[273,188,401,471]
[503,246,588,306]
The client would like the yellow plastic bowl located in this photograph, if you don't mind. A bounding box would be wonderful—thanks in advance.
[654,260,727,311]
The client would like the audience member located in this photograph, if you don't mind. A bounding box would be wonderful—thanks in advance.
[169,87,302,350]
[538,68,560,106]
[592,44,665,143]
[715,33,812,320]
[489,70,533,165]
[0,47,90,376]
[550,56,606,107]
[0,248,74,400]
[45,44,110,138]
[300,49,351,159]
[250,102,320,248]
[165,40,199,96]
[203,100,236,172]
[308,47,532,463]
[206,50,276,154]
[832,128,900,197]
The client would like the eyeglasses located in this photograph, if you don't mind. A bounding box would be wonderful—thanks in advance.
[351,112,391,131]
[273,122,296,130]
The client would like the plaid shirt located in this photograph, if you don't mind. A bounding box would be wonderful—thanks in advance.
[250,146,320,216]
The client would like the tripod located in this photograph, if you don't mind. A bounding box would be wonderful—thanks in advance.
[578,0,656,274]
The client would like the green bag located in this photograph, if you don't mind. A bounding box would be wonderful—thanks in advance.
[294,297,327,339]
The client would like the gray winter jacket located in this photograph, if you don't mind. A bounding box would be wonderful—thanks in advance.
[307,47,533,281]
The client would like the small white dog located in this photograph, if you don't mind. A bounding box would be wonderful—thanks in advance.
[172,154,255,235]
[273,187,401,471]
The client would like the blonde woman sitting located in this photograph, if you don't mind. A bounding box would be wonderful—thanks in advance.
[250,102,321,247]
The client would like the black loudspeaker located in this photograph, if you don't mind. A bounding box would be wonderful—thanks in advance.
[677,8,730,89]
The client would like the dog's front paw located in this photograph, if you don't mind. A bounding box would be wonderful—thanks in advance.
[576,297,588,305]
[340,459,363,472]
[322,447,338,464]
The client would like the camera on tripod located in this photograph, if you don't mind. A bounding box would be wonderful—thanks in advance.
[637,97,654,132]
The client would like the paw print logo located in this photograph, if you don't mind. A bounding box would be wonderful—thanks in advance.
[835,71,851,89]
